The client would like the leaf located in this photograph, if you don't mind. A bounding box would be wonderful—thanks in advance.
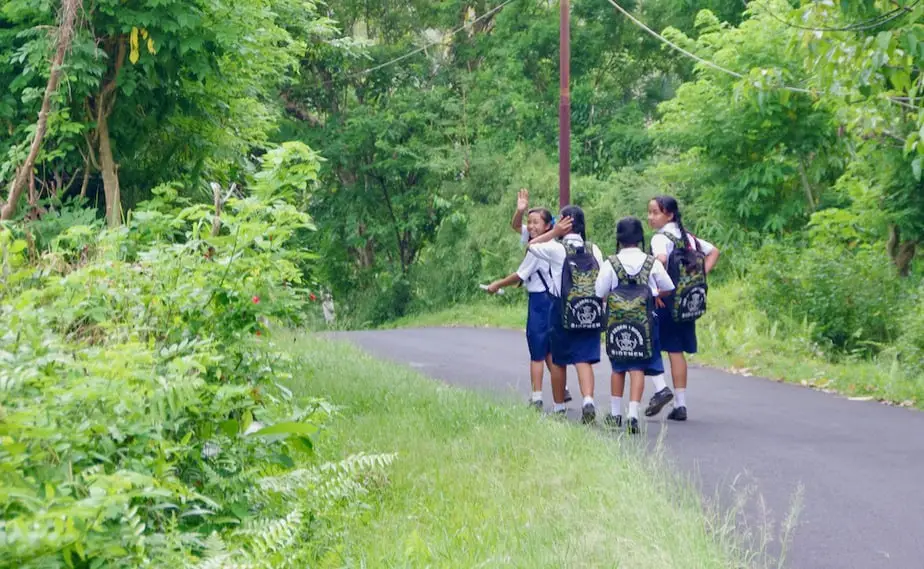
[130,27,140,64]
[912,157,922,181]
[219,419,239,437]
[249,421,318,437]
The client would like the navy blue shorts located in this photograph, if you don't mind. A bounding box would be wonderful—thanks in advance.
[549,300,602,366]
[609,315,665,374]
[657,300,698,354]
[526,291,553,361]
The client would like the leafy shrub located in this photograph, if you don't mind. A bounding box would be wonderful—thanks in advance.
[896,281,924,377]
[752,242,906,354]
[0,192,392,566]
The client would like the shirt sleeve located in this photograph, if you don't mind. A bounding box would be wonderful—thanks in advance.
[520,225,530,246]
[527,241,558,262]
[592,244,605,265]
[595,260,616,299]
[516,252,540,282]
[651,233,671,258]
[650,259,675,293]
[694,235,716,255]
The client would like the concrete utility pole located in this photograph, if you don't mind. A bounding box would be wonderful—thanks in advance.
[558,0,571,210]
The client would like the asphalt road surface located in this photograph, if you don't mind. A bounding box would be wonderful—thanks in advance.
[334,327,923,569]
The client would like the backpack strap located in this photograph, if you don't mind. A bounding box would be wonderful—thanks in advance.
[535,269,551,294]
[639,255,655,284]
[608,255,629,284]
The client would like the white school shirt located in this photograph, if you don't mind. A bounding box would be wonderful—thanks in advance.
[516,252,554,294]
[526,234,604,297]
[520,224,530,246]
[595,247,674,298]
[650,222,716,259]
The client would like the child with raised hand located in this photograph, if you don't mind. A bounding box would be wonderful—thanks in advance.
[596,217,674,434]
[645,195,720,421]
[487,206,558,409]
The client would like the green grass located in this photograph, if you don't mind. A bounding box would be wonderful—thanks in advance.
[281,333,776,568]
[385,283,923,411]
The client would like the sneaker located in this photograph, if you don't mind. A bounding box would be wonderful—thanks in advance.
[667,406,687,421]
[603,414,623,429]
[581,402,596,424]
[564,388,573,403]
[644,387,674,417]
[626,417,640,434]
[528,399,543,411]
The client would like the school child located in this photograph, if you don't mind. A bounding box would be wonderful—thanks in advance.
[528,205,605,424]
[645,195,720,421]
[595,217,675,434]
[487,206,558,409]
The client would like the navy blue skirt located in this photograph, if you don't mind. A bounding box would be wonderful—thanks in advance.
[657,295,698,354]
[549,300,602,366]
[526,291,553,361]
[610,315,666,374]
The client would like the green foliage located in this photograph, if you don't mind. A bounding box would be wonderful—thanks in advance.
[751,241,907,354]
[0,177,392,566]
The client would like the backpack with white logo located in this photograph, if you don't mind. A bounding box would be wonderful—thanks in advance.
[561,240,604,331]
[663,232,707,322]
[605,256,655,363]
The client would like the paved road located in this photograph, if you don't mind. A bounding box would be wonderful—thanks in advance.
[336,327,924,569]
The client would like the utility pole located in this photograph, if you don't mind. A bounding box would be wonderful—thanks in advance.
[558,0,571,210]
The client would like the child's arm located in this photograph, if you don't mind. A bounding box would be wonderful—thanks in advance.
[510,189,529,233]
[529,216,571,245]
[486,272,523,294]
[704,247,720,274]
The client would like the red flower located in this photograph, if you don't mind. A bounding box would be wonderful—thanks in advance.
[255,330,262,336]
[309,293,317,302]
[252,295,260,304]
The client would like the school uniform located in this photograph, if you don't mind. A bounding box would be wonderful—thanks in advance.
[650,223,715,354]
[595,248,675,375]
[528,235,605,367]
[516,253,555,362]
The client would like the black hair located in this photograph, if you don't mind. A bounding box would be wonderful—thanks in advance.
[615,216,644,251]
[559,204,586,240]
[527,207,554,228]
[652,195,693,253]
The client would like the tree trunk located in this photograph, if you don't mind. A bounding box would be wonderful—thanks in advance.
[97,109,121,227]
[887,225,917,277]
[797,157,815,213]
[0,0,82,221]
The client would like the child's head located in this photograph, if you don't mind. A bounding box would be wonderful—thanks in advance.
[647,195,680,230]
[526,207,554,239]
[559,205,586,239]
[616,216,644,250]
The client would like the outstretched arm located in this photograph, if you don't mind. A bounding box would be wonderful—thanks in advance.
[704,247,720,274]
[529,216,571,245]
[486,272,523,294]
[510,188,529,233]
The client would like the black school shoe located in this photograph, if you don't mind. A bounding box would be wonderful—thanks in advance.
[644,387,674,417]
[528,399,543,411]
[581,403,596,424]
[667,406,687,421]
[603,414,622,429]
[564,388,573,403]
[626,417,640,434]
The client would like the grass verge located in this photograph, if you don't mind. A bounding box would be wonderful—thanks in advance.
[383,283,922,410]
[282,333,766,568]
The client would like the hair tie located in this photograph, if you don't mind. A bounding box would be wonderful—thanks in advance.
[550,216,556,226]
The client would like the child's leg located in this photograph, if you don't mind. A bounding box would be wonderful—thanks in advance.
[575,362,595,400]
[529,360,545,394]
[610,371,626,417]
[668,351,688,406]
[545,354,571,401]
[550,362,567,406]
[628,370,645,416]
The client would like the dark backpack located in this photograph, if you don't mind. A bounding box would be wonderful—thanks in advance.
[605,256,656,363]
[561,240,604,331]
[662,232,708,322]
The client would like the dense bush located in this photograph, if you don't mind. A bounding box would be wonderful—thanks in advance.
[0,187,393,567]
[751,242,907,355]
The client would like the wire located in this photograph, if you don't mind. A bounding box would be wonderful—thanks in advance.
[341,0,517,81]
[750,0,918,33]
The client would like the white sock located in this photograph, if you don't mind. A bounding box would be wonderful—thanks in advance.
[531,391,543,402]
[675,389,687,408]
[650,373,667,391]
[628,401,640,419]
[553,403,566,413]
[582,395,595,407]
[610,396,623,416]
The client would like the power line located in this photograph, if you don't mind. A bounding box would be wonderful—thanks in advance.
[750,0,918,33]
[342,0,517,81]
[604,0,812,94]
